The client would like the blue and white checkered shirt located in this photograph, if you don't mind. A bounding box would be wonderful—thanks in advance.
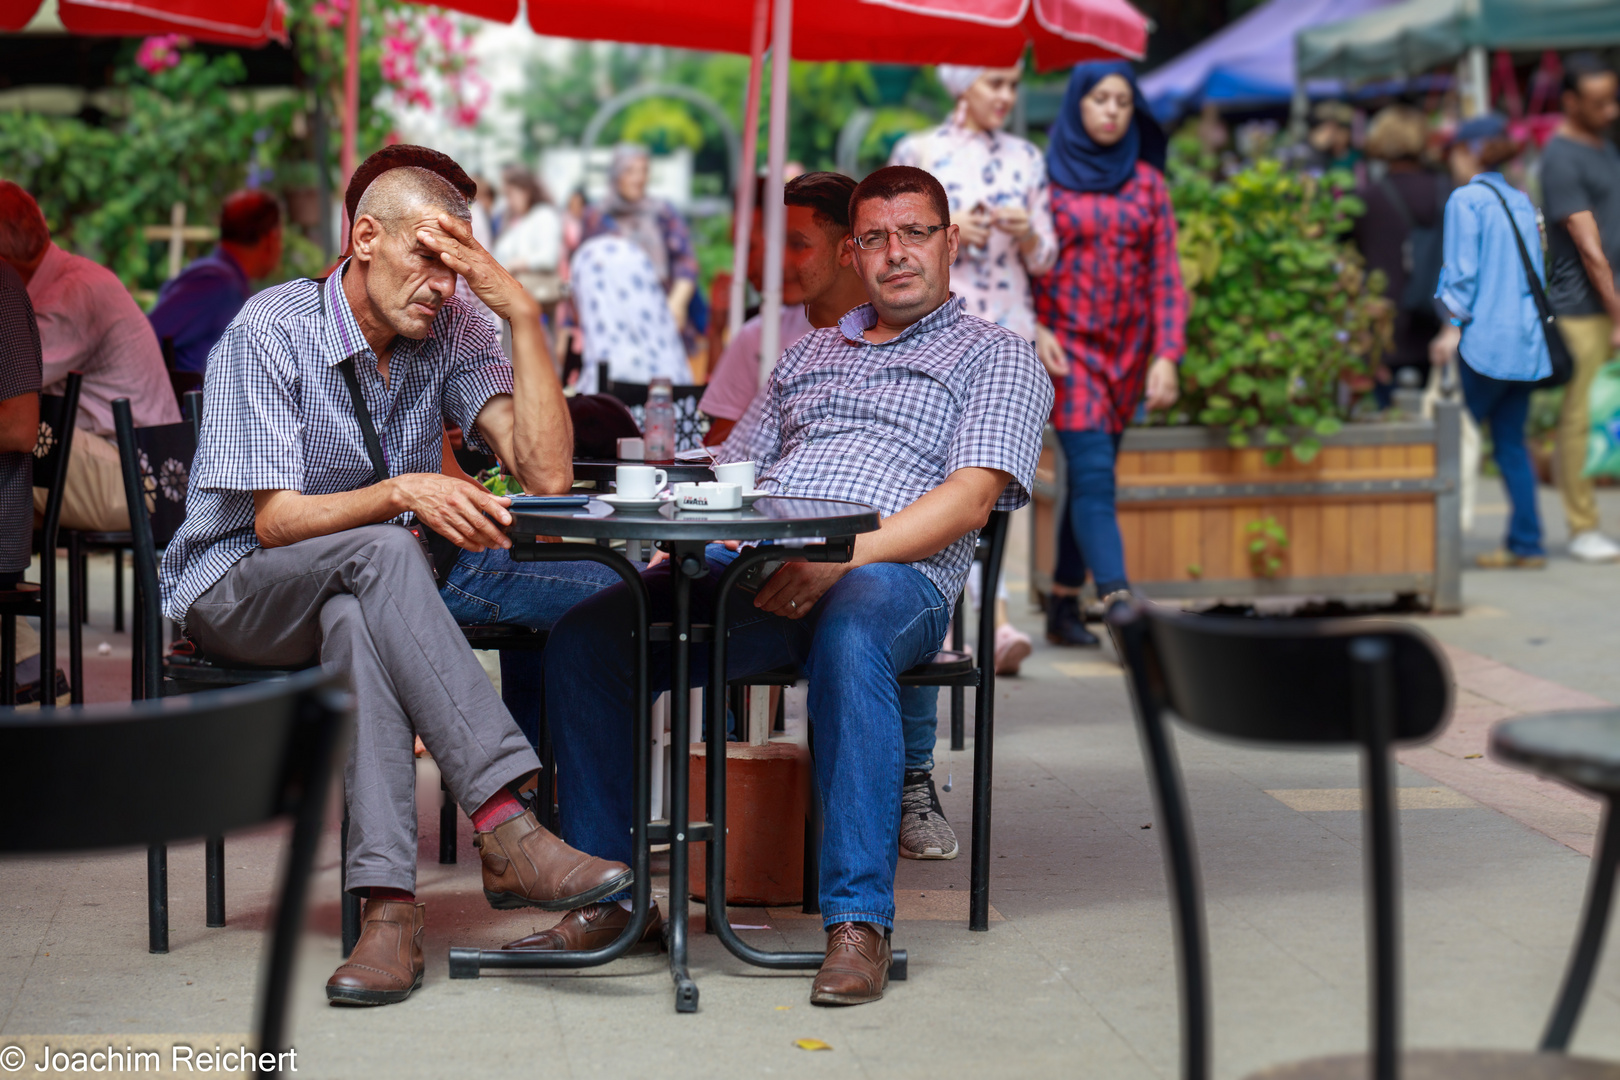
[721,296,1052,602]
[160,263,513,625]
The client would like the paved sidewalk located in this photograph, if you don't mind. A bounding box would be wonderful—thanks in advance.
[3,507,1618,1079]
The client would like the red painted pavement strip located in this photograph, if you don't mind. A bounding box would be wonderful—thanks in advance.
[1398,644,1607,857]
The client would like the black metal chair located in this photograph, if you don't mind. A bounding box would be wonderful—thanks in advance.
[597,362,710,451]
[1111,600,1620,1080]
[724,508,1010,932]
[115,396,543,954]
[2,372,81,710]
[1492,712,1620,1060]
[0,670,350,1080]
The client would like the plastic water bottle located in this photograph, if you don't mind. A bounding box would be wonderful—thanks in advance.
[644,377,676,463]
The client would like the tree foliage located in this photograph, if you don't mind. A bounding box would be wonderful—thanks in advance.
[0,49,269,289]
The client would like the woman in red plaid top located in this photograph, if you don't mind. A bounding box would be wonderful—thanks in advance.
[1034,61,1187,646]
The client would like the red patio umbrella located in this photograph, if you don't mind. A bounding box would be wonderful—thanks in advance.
[0,0,283,44]
[530,0,1147,69]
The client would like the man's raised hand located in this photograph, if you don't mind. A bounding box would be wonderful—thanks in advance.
[416,213,537,324]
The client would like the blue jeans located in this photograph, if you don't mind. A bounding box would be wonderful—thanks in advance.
[545,556,951,930]
[1054,429,1128,595]
[704,545,943,772]
[1457,358,1544,558]
[439,547,623,747]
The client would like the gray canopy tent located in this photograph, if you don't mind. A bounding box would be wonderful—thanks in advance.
[1298,0,1620,84]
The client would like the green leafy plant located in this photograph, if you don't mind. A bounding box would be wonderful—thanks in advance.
[1246,516,1289,579]
[1166,158,1393,464]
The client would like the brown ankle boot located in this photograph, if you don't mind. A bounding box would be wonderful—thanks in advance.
[474,810,632,912]
[326,898,425,1006]
[809,921,891,1006]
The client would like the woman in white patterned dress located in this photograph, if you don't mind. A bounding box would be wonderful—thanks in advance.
[569,233,691,394]
[888,63,1057,676]
[889,62,1058,350]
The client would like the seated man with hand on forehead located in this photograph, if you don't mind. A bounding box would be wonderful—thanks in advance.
[538,165,1051,1006]
[160,147,627,1008]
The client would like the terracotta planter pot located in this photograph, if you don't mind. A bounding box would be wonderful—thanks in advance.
[687,741,809,907]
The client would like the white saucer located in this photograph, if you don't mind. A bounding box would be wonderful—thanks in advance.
[598,492,669,511]
[739,489,770,506]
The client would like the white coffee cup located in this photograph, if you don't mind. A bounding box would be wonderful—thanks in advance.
[615,465,668,500]
[673,481,741,510]
[713,460,755,491]
[616,436,645,461]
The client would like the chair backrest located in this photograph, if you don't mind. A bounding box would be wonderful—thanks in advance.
[1108,601,1451,1080]
[0,671,350,1077]
[113,397,197,700]
[1144,611,1451,746]
[34,371,83,515]
[597,362,710,451]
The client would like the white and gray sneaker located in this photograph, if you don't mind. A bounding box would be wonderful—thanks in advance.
[899,770,959,860]
[1569,530,1620,563]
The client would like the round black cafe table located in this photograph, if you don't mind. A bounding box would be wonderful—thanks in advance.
[447,495,885,1014]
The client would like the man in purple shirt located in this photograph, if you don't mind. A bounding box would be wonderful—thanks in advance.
[147,190,283,374]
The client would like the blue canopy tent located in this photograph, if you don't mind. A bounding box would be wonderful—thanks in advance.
[1141,0,1403,123]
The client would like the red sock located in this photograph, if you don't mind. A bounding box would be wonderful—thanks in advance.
[471,787,527,832]
[369,887,414,903]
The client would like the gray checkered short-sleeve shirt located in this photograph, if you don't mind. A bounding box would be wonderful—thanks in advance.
[160,264,513,624]
[721,296,1052,602]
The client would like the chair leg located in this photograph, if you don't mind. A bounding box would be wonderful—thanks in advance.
[438,777,457,865]
[969,678,994,933]
[67,533,83,705]
[130,593,143,701]
[950,686,965,751]
[1541,798,1620,1051]
[1,613,14,707]
[147,844,169,954]
[340,810,361,958]
[112,548,124,634]
[205,835,226,927]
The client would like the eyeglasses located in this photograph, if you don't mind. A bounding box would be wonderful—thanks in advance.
[850,224,948,251]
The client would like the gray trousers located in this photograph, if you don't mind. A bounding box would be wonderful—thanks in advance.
[187,524,540,893]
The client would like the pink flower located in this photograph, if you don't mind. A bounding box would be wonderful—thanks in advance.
[135,33,188,74]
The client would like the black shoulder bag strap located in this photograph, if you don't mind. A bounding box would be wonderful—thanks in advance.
[319,275,463,582]
[1477,179,1575,388]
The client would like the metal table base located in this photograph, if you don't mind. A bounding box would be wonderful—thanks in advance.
[448,498,893,1012]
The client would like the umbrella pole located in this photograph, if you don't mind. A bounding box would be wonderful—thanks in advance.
[757,0,793,390]
[728,0,770,343]
[341,0,361,237]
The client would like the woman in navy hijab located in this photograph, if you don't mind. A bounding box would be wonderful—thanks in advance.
[1034,61,1186,646]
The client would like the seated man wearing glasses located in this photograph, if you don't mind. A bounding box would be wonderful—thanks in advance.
[537,166,1051,1005]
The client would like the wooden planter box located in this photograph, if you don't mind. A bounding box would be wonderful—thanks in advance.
[1030,400,1463,613]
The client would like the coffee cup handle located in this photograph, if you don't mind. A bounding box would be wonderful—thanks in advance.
[653,469,668,491]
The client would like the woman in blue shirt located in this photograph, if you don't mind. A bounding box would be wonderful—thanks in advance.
[1435,115,1548,568]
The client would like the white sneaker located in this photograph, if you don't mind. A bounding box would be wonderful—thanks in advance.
[1569,531,1620,563]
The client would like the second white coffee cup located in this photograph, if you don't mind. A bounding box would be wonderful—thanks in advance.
[615,465,668,500]
[713,460,755,490]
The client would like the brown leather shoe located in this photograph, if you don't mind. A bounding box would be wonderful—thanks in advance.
[501,901,664,952]
[809,921,891,1006]
[326,898,425,1006]
[474,809,632,911]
